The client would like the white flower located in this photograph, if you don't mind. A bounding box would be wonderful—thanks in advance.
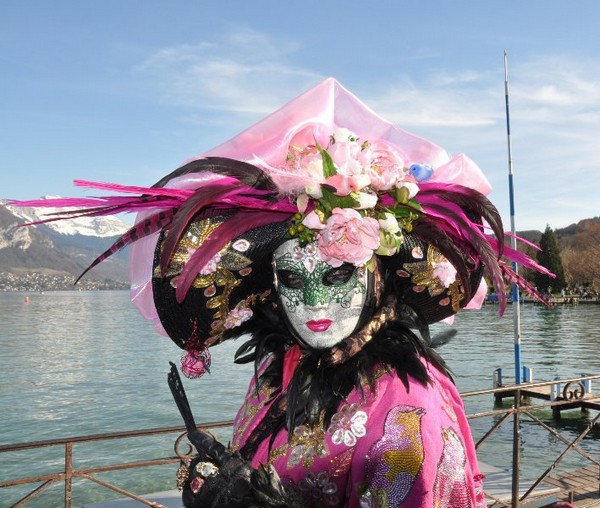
[354,192,378,209]
[397,182,420,199]
[305,183,323,199]
[378,212,400,233]
[375,230,398,256]
[331,127,356,143]
[327,404,368,447]
[296,193,310,213]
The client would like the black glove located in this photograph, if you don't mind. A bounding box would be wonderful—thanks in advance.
[168,363,304,508]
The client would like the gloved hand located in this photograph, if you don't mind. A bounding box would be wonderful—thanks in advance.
[168,363,304,508]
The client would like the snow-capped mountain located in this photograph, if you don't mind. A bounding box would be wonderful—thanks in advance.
[0,199,131,288]
[3,197,131,238]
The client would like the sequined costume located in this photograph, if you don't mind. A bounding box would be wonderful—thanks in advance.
[232,356,486,508]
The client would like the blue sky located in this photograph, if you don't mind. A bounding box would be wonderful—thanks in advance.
[2,1,599,231]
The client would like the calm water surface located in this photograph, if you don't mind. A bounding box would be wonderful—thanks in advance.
[1,291,599,506]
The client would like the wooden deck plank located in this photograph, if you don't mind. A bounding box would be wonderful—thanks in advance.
[541,465,600,507]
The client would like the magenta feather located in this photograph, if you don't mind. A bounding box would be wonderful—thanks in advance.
[417,182,505,253]
[500,263,552,308]
[73,179,194,199]
[488,237,554,276]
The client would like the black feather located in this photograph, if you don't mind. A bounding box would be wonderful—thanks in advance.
[152,157,278,192]
[184,455,304,508]
[418,183,505,254]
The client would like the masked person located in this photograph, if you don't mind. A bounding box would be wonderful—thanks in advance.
[11,78,552,507]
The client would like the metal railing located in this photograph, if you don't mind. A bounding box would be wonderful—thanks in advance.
[464,374,600,507]
[0,421,233,508]
[1,377,599,507]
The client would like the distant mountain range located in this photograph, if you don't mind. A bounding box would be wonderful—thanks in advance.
[0,199,132,290]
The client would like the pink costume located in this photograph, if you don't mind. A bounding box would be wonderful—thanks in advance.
[233,357,486,508]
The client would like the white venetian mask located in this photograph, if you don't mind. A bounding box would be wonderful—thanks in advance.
[273,239,369,349]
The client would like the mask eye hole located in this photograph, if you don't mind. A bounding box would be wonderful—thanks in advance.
[276,269,303,289]
[322,264,355,286]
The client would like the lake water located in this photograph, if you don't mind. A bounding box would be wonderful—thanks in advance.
[1,291,599,506]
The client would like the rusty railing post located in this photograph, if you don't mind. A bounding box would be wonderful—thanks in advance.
[511,388,521,508]
[65,441,73,508]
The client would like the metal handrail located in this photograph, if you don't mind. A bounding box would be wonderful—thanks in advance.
[1,377,599,507]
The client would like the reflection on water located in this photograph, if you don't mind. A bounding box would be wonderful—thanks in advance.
[1,291,599,504]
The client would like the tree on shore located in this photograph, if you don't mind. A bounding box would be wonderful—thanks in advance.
[535,225,566,293]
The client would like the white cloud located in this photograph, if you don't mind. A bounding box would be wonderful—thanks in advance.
[135,28,321,116]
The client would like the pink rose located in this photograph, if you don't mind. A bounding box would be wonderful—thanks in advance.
[367,140,404,191]
[328,135,363,176]
[325,173,371,196]
[180,345,211,379]
[317,208,380,267]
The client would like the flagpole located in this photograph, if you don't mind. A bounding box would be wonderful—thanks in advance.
[504,50,522,384]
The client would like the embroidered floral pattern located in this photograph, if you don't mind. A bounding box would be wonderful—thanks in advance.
[268,421,329,469]
[288,424,329,468]
[398,245,464,310]
[158,217,262,340]
[326,403,368,447]
[231,380,276,451]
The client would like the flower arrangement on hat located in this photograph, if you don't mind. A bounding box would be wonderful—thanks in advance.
[283,127,427,269]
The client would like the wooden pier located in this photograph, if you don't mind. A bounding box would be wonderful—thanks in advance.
[493,375,600,419]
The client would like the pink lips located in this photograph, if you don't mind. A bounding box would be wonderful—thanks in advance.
[306,319,333,332]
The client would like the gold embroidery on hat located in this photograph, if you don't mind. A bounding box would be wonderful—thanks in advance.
[156,217,254,341]
[402,247,463,308]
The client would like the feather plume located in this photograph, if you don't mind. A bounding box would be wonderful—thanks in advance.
[159,181,246,275]
[500,264,552,307]
[418,182,505,253]
[74,179,195,199]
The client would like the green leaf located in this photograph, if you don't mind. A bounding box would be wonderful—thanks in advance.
[406,198,423,212]
[317,143,337,178]
[320,187,359,211]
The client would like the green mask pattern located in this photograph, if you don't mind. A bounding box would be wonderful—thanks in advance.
[274,252,366,313]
